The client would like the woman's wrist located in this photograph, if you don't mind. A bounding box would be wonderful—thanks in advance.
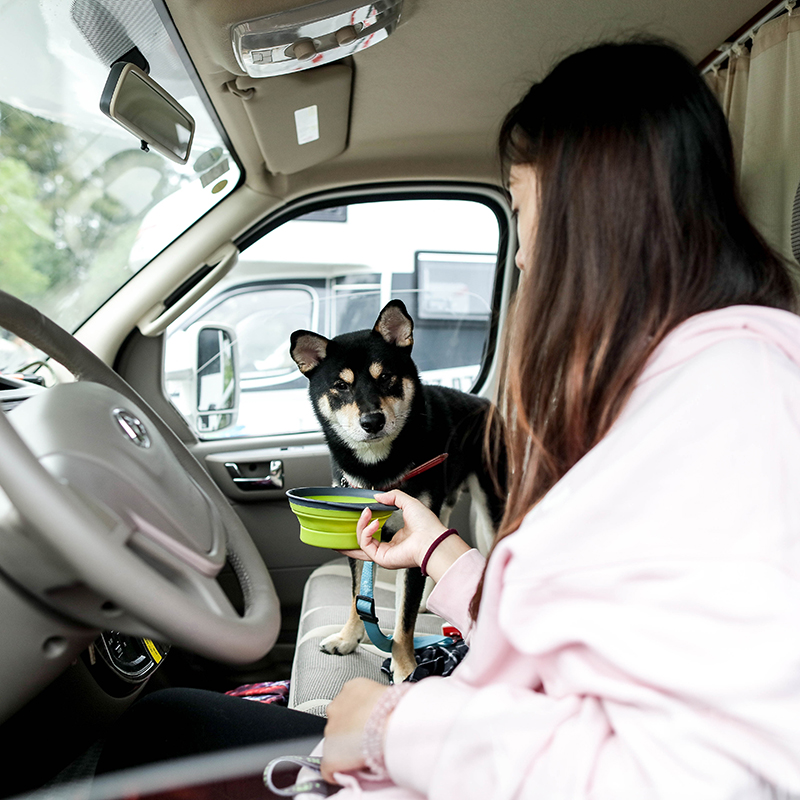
[362,682,413,778]
[417,529,470,583]
[420,529,457,576]
[414,525,450,569]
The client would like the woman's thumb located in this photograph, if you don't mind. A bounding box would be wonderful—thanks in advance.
[374,489,407,508]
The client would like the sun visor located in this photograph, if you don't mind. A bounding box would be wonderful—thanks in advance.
[233,62,352,175]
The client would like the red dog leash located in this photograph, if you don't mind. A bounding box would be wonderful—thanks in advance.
[341,452,448,491]
[386,452,448,489]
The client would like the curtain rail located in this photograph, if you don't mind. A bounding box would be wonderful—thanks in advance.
[700,0,794,72]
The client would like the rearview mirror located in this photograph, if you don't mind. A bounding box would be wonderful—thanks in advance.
[100,62,195,164]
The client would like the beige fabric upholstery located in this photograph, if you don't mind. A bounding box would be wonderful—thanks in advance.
[288,560,448,716]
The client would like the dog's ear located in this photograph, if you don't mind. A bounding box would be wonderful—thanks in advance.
[374,300,414,349]
[290,330,329,374]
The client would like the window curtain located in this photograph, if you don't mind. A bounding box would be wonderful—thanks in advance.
[707,9,800,283]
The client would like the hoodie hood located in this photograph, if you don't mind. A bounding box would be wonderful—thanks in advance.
[641,305,800,385]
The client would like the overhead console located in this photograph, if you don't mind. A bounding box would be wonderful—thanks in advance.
[222,0,403,175]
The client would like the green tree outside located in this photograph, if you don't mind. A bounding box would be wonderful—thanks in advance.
[0,100,177,328]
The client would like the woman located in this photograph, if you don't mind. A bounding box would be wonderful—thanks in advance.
[318,38,800,797]
[100,38,800,798]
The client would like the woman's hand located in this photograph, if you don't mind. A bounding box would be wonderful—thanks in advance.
[321,678,389,782]
[340,489,449,570]
[340,490,471,581]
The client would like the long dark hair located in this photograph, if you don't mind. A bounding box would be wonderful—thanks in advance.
[471,38,795,619]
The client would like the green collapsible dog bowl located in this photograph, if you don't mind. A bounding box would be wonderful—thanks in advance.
[286,487,397,550]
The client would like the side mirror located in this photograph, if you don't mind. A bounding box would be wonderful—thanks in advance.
[100,62,195,164]
[196,326,239,434]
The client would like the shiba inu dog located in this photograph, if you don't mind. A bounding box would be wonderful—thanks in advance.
[290,299,504,682]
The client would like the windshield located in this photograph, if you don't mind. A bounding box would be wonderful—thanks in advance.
[0,0,240,373]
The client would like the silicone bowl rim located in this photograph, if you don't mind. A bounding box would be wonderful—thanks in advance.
[285,486,398,514]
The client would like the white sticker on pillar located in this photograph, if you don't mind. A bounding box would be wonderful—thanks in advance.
[294,105,320,145]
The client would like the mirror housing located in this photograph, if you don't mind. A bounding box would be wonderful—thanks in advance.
[165,324,239,435]
[100,62,195,164]
[196,326,239,433]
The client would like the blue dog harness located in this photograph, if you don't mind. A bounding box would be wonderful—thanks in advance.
[355,560,454,653]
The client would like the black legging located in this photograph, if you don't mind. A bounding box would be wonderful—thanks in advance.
[97,688,327,774]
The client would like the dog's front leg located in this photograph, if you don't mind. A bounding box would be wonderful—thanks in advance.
[320,557,366,655]
[391,566,426,683]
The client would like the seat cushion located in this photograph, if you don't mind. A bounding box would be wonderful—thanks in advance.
[288,559,448,716]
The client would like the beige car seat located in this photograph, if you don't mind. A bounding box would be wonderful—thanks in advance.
[288,498,492,715]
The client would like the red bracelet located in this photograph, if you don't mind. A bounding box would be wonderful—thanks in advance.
[420,529,457,577]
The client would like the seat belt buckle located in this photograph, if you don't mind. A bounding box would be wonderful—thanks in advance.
[355,595,379,625]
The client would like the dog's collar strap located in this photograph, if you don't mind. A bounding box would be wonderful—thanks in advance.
[356,561,454,655]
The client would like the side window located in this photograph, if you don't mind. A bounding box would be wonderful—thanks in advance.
[164,196,502,438]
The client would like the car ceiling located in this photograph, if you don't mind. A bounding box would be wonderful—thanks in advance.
[162,0,767,198]
[67,0,770,366]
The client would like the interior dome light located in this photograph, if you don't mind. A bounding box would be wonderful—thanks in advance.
[231,0,403,78]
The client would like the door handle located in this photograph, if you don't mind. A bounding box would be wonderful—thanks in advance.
[224,460,284,491]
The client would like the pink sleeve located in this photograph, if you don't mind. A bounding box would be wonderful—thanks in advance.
[424,548,485,642]
[383,678,600,798]
[383,558,800,799]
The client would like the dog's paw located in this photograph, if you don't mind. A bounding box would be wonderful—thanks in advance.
[320,630,362,655]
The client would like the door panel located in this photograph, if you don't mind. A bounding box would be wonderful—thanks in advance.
[197,437,335,608]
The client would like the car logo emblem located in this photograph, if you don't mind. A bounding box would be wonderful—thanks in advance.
[113,408,151,448]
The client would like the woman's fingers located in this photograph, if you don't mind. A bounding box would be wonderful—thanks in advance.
[342,492,441,571]
[337,508,379,559]
[357,509,379,551]
[375,489,439,526]
[338,548,369,560]
[357,506,372,533]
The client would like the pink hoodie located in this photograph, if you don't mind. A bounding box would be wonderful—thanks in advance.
[329,305,800,799]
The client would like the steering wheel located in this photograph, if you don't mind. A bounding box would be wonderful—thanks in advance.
[0,290,280,664]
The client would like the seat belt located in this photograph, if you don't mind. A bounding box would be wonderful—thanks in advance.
[355,561,454,653]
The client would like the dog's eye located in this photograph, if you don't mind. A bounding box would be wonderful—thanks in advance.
[333,380,350,392]
[378,372,394,386]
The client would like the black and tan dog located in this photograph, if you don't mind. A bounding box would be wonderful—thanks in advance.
[290,299,504,682]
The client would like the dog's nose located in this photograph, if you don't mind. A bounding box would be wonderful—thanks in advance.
[360,412,386,434]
